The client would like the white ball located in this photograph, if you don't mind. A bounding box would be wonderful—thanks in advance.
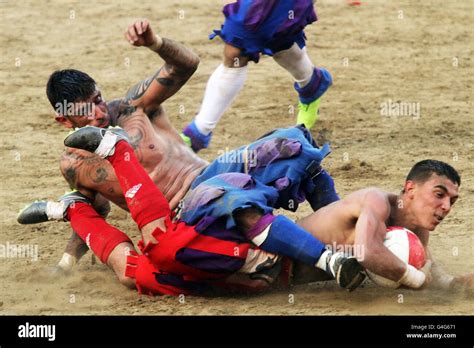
[366,226,426,288]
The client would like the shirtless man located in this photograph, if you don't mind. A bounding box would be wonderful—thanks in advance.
[33,19,207,275]
[295,159,474,289]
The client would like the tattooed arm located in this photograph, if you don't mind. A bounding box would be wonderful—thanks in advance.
[122,19,200,122]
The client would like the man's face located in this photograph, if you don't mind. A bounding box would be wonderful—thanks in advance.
[55,87,110,128]
[405,174,460,231]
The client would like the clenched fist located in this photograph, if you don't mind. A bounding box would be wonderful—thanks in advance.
[125,19,162,49]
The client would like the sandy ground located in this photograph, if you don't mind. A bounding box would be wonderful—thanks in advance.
[0,0,473,315]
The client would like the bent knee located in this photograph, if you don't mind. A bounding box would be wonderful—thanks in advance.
[118,274,136,289]
[223,44,248,67]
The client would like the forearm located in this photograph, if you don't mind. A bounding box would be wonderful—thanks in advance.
[360,246,406,281]
[152,37,199,76]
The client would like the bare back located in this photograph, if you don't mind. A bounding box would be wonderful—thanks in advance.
[297,188,397,246]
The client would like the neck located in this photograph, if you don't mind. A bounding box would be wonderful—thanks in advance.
[390,193,419,232]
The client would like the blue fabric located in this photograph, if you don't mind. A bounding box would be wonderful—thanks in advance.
[261,215,326,266]
[191,125,331,212]
[307,169,340,211]
[181,126,339,243]
[181,173,279,230]
[210,0,317,62]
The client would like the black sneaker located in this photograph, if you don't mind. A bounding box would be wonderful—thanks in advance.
[17,191,91,224]
[64,126,129,158]
[327,252,366,292]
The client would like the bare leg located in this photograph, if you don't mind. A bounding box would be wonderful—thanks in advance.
[106,242,136,289]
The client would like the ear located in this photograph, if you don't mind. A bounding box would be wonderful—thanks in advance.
[404,180,417,199]
[55,115,74,128]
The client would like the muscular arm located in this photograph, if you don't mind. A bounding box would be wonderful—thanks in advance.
[123,28,199,123]
[354,191,407,281]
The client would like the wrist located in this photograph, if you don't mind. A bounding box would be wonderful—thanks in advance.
[148,34,163,52]
[399,264,426,288]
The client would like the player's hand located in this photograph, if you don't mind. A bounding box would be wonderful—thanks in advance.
[451,273,474,290]
[125,19,158,48]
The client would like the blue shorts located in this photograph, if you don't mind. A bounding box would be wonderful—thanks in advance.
[210,0,317,62]
[180,125,332,230]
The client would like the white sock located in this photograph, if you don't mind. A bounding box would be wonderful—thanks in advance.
[273,43,314,87]
[315,249,332,272]
[195,64,248,135]
[46,201,65,220]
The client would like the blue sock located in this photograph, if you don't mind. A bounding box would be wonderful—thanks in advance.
[260,215,326,266]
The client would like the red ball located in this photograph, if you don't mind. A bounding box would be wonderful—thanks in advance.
[367,226,426,288]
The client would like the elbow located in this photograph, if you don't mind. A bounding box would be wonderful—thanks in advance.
[185,54,200,76]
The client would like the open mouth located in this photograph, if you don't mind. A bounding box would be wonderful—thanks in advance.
[434,214,444,223]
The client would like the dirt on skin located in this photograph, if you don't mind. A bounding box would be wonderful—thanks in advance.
[0,0,473,315]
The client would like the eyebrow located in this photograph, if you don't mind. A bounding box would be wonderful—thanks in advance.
[434,185,459,199]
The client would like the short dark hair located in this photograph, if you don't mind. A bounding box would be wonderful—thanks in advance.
[406,159,461,186]
[46,69,96,110]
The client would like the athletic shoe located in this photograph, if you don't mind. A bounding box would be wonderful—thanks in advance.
[325,251,367,292]
[181,120,212,153]
[17,190,91,224]
[64,126,129,158]
[295,68,332,129]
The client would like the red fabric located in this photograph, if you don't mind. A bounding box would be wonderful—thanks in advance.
[68,202,132,264]
[141,217,250,281]
[107,141,171,229]
[125,251,188,296]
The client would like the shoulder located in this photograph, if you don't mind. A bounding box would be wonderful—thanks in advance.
[349,187,391,218]
[106,98,124,126]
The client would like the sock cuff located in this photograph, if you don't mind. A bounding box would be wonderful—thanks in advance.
[245,213,276,242]
[220,63,249,75]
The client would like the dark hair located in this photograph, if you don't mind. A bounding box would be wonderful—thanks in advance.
[46,69,96,110]
[406,160,461,186]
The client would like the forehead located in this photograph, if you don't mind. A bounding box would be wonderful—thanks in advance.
[75,85,100,104]
[419,174,459,196]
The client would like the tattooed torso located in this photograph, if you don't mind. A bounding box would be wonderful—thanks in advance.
[60,36,207,210]
[117,104,208,209]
